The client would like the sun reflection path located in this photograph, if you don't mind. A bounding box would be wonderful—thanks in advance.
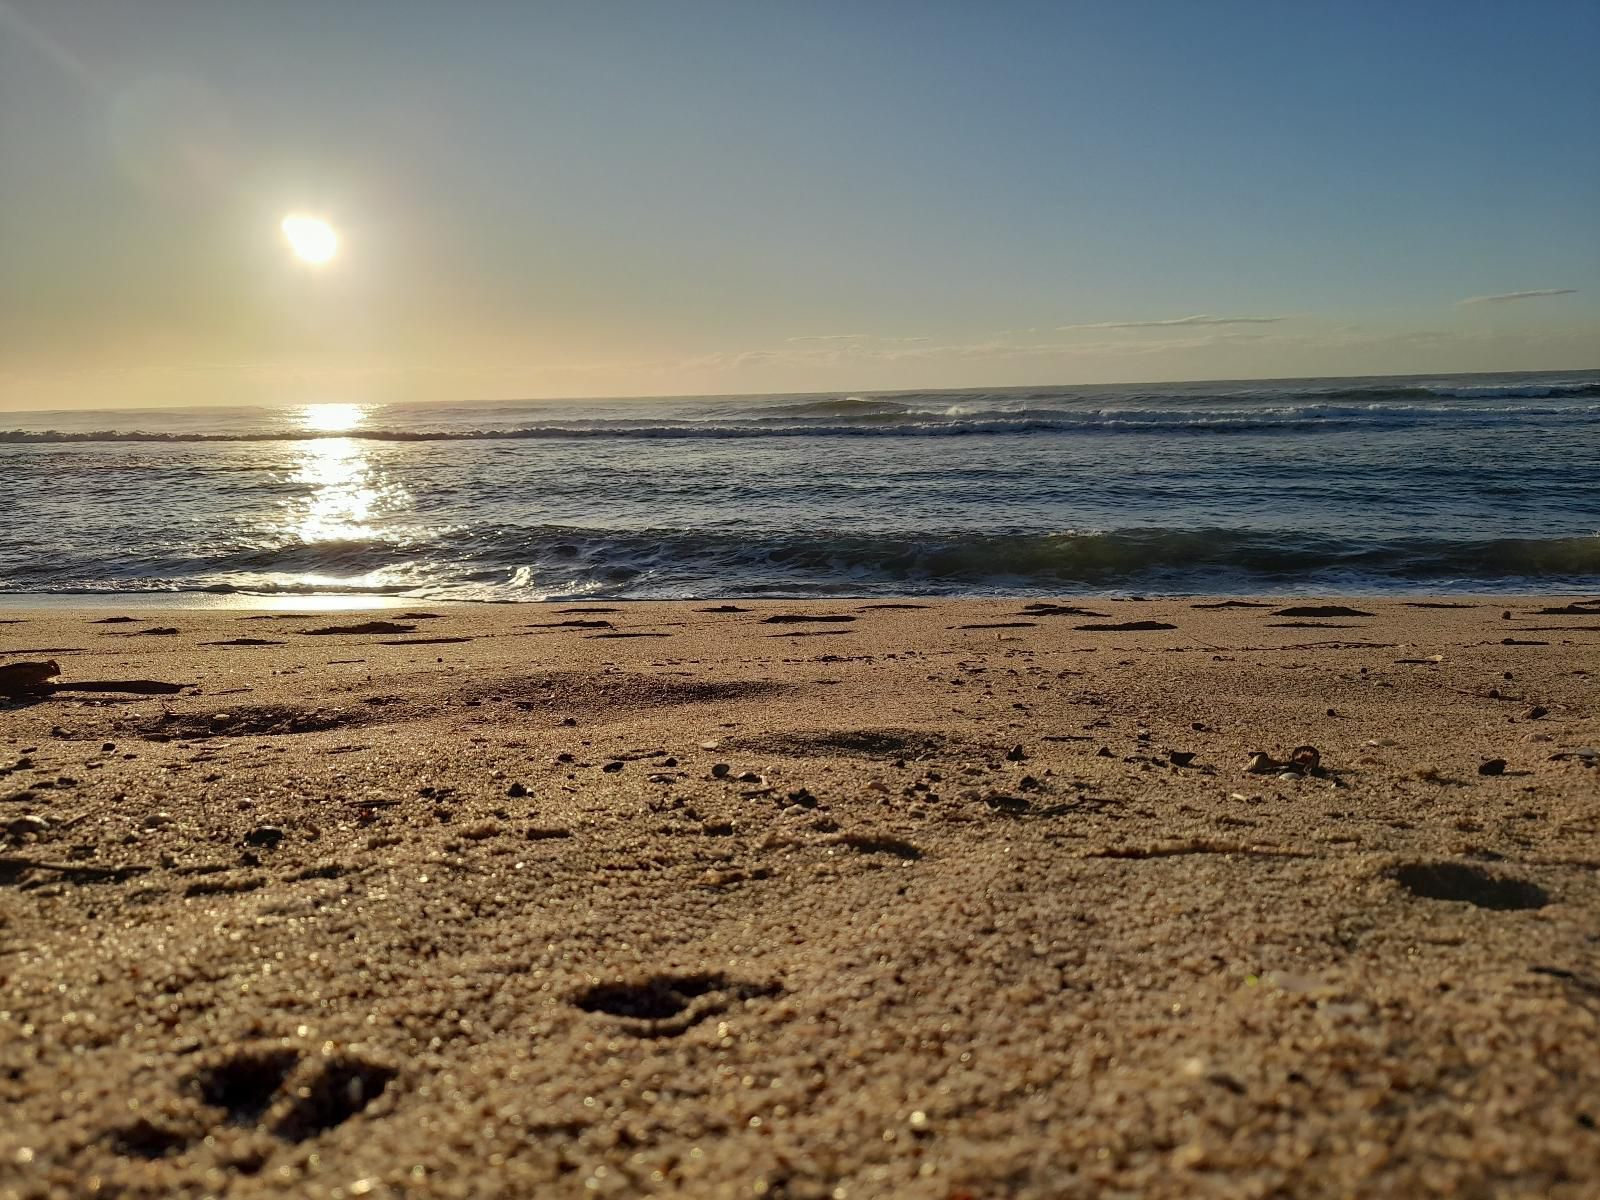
[223,403,446,597]
[293,437,384,543]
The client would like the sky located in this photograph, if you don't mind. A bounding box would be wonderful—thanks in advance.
[1,0,1597,411]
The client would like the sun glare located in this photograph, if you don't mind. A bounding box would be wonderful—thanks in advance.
[281,214,338,265]
[298,403,365,433]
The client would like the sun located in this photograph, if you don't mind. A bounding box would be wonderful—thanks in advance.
[281,214,338,265]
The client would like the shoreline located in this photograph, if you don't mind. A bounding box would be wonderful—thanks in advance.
[3,597,1598,1197]
[2,585,1596,613]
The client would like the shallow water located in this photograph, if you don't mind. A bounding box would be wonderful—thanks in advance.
[2,371,1597,600]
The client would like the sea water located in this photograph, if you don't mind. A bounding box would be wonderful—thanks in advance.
[2,371,1597,601]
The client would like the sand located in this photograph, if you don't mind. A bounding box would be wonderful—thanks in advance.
[1,596,1597,1199]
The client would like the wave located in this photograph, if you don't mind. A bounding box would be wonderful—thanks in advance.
[8,527,1597,600]
[1306,381,1600,402]
[750,396,914,418]
[5,400,1597,444]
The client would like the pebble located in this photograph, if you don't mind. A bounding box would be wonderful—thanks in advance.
[506,782,528,797]
[141,812,175,830]
[1524,705,1548,720]
[711,763,732,778]
[1006,745,1028,761]
[602,761,624,773]
[1477,759,1507,776]
[244,825,286,848]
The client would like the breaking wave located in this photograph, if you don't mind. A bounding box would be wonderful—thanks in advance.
[9,527,1599,600]
[5,396,1598,444]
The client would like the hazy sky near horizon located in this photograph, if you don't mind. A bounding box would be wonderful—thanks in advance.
[2,0,1597,411]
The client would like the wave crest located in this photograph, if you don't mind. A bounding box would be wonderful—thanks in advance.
[6,396,1597,445]
[9,527,1596,600]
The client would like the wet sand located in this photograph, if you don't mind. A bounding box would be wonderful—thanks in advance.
[1,597,1598,1198]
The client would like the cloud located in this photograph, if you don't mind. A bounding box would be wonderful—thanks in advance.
[675,322,1586,375]
[786,333,929,344]
[1456,288,1578,306]
[679,332,1268,372]
[1058,314,1287,331]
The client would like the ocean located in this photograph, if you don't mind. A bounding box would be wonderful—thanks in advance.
[2,371,1597,602]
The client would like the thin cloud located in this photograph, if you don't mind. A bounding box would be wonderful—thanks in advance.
[1456,288,1577,306]
[1058,314,1287,331]
[678,324,1557,374]
[786,333,929,344]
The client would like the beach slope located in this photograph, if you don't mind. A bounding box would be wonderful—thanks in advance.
[1,597,1597,1198]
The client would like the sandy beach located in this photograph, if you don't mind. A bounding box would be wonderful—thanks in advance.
[1,596,1597,1199]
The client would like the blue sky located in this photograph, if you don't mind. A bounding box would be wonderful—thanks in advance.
[1,0,1596,408]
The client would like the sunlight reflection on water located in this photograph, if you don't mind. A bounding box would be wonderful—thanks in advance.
[291,437,385,543]
[297,402,367,433]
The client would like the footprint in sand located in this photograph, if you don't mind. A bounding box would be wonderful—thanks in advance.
[572,973,780,1038]
[187,1045,397,1141]
[106,1117,196,1160]
[1385,861,1548,911]
[828,832,924,860]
